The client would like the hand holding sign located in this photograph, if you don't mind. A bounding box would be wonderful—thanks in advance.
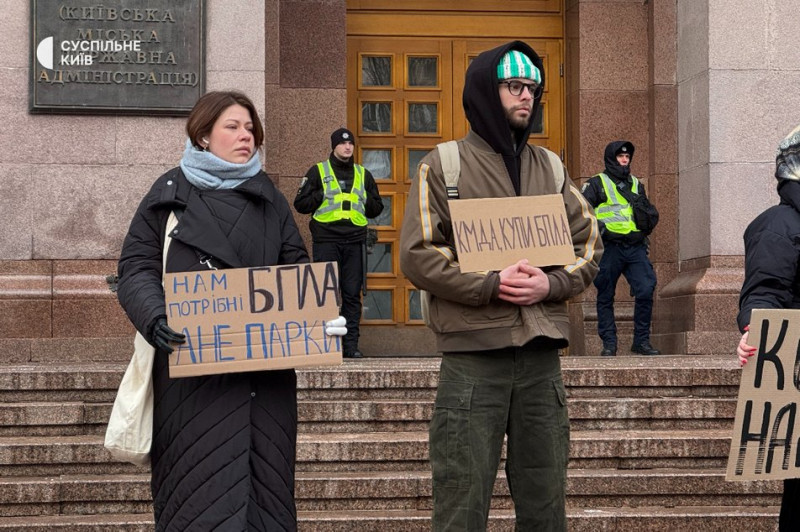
[150,317,186,354]
[497,259,551,306]
[325,316,347,337]
[737,327,756,367]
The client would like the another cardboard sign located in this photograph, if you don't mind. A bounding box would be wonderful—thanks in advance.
[447,194,575,273]
[164,262,342,378]
[726,309,800,481]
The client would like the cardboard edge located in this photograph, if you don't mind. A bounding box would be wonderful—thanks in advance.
[168,353,343,378]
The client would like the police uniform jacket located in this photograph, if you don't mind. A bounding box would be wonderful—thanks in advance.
[293,153,384,244]
[581,141,651,246]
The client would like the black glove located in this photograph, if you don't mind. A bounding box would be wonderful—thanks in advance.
[148,317,186,354]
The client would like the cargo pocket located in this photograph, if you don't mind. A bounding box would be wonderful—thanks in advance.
[429,380,473,488]
[552,378,570,471]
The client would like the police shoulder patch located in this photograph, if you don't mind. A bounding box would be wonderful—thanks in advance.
[580,181,590,193]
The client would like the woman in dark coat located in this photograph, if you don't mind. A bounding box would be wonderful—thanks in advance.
[736,123,800,532]
[117,91,322,531]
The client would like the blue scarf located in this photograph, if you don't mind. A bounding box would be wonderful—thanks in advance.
[179,139,262,190]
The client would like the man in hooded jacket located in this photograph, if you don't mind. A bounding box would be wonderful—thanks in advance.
[581,141,661,356]
[400,41,601,531]
[736,124,800,532]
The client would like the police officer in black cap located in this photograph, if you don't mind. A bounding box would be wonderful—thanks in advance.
[294,128,384,358]
[581,141,660,356]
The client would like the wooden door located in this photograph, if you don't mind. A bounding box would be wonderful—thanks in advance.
[347,5,564,329]
[347,37,455,325]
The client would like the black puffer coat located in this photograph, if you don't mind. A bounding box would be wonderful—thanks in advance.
[738,179,800,332]
[117,167,308,531]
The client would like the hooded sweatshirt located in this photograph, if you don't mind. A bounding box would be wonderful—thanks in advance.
[462,40,545,195]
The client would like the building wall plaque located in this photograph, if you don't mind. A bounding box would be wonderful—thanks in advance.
[29,0,205,115]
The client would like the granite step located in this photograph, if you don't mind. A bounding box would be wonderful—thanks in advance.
[0,402,108,437]
[0,513,153,531]
[567,396,736,430]
[0,468,781,517]
[0,506,781,531]
[300,506,781,531]
[0,394,738,437]
[299,395,738,432]
[0,356,743,401]
[0,355,771,529]
[0,428,737,476]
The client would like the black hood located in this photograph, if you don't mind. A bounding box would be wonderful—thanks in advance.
[603,140,635,181]
[462,40,544,194]
[778,179,800,214]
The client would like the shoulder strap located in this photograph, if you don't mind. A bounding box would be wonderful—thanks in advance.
[542,148,565,193]
[526,145,566,193]
[438,141,565,196]
[437,140,461,199]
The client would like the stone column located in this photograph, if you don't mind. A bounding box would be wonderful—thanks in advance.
[660,0,800,355]
[271,0,348,246]
[565,0,655,355]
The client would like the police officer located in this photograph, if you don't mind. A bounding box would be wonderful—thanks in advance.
[294,128,383,358]
[581,141,660,356]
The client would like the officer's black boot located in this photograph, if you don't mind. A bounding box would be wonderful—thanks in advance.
[631,341,661,355]
[600,346,616,357]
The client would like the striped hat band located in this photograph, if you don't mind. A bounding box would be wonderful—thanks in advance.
[497,50,541,83]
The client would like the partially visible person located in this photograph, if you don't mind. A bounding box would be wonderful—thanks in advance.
[400,41,600,531]
[294,128,384,358]
[736,124,800,532]
[581,141,661,356]
[117,90,332,531]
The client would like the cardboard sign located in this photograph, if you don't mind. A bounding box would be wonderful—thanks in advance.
[726,309,800,481]
[164,262,342,378]
[447,194,575,272]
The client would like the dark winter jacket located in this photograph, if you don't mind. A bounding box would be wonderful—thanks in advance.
[293,153,384,243]
[581,141,657,245]
[117,167,308,531]
[738,179,800,332]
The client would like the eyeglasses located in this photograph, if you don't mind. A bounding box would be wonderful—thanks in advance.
[499,80,542,98]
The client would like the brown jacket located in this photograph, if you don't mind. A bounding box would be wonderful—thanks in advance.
[400,131,602,352]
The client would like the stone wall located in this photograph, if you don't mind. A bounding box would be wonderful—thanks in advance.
[0,1,272,361]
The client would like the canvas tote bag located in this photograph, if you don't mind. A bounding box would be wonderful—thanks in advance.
[104,211,178,465]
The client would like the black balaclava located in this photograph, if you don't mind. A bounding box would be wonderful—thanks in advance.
[462,41,545,196]
[603,140,635,181]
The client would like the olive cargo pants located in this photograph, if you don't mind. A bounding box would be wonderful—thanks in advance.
[429,345,569,531]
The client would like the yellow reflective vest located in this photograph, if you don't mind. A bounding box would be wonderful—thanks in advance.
[595,172,639,235]
[312,160,368,226]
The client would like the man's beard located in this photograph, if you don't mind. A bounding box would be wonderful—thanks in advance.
[506,105,531,130]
